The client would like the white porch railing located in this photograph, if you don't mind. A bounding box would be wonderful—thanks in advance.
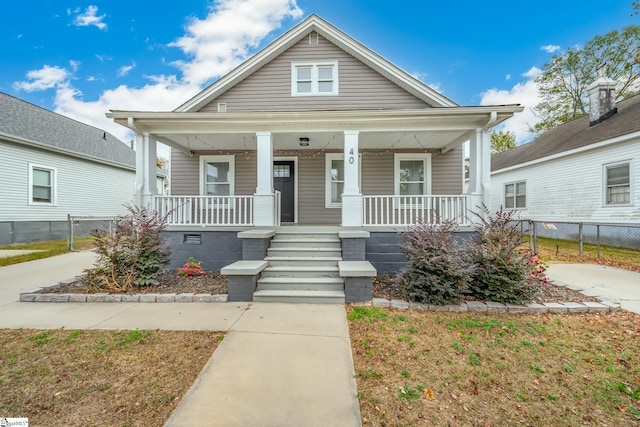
[274,190,281,227]
[362,195,470,227]
[155,195,254,226]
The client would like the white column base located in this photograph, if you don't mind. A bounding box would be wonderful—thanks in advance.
[468,193,485,224]
[253,194,276,227]
[341,194,363,227]
[140,193,154,207]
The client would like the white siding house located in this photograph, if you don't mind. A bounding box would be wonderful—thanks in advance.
[491,85,640,224]
[0,92,138,244]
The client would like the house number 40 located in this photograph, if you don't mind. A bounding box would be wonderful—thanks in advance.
[349,148,355,164]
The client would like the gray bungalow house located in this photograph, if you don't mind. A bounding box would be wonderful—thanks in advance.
[108,15,522,302]
[0,92,139,244]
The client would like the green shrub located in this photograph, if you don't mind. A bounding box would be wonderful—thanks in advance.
[467,206,538,304]
[83,204,171,291]
[397,220,473,305]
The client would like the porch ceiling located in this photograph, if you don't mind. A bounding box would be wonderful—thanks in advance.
[107,105,524,153]
[154,130,467,151]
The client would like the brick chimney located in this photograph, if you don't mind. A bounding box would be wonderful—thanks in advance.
[586,64,618,126]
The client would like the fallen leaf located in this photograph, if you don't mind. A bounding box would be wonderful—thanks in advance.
[424,388,436,400]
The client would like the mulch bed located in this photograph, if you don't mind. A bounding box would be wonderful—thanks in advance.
[49,269,596,305]
[373,274,596,304]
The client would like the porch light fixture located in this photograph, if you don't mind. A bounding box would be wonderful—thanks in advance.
[299,137,310,146]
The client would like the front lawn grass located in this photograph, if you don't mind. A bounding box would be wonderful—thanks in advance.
[0,328,223,426]
[0,236,95,266]
[349,306,640,426]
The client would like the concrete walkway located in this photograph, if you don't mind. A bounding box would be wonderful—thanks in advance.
[0,251,362,426]
[546,263,640,314]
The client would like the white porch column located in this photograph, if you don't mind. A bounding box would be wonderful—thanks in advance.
[341,130,363,227]
[467,128,491,221]
[253,131,275,226]
[480,129,492,211]
[134,131,158,206]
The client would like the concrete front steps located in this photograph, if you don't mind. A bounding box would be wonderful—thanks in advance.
[253,228,345,304]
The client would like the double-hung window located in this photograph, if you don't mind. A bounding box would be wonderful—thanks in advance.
[29,164,56,205]
[292,62,338,96]
[605,162,631,205]
[200,155,234,198]
[325,153,360,208]
[504,181,526,209]
[394,154,432,197]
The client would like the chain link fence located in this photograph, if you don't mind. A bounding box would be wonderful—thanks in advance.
[67,214,118,250]
[515,219,640,259]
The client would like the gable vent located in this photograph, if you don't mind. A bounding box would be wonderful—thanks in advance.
[217,102,227,113]
[308,32,319,45]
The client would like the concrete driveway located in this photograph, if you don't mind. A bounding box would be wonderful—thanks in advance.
[546,263,640,314]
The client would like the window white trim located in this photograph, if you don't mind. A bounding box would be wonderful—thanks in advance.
[28,163,57,206]
[199,155,235,197]
[325,153,361,208]
[603,160,632,206]
[504,180,526,210]
[291,61,339,96]
[394,153,432,196]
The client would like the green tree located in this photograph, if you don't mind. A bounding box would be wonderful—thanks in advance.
[533,25,640,134]
[490,130,516,154]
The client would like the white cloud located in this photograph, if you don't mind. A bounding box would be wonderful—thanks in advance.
[540,44,560,53]
[523,66,542,78]
[13,65,70,92]
[14,0,304,160]
[95,54,112,62]
[117,63,136,77]
[69,60,81,72]
[505,74,511,81]
[480,69,542,144]
[169,0,302,85]
[73,5,107,30]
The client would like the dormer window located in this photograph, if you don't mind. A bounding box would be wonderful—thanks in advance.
[291,62,338,96]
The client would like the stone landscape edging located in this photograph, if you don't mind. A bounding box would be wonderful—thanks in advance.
[19,278,622,313]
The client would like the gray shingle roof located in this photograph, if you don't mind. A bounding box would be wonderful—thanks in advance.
[492,94,640,172]
[0,92,135,169]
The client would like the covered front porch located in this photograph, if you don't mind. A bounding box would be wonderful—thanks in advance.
[107,107,523,229]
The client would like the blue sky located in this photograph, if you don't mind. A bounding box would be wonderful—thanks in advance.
[2,0,638,152]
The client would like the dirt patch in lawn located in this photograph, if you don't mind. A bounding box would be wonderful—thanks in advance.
[348,306,640,426]
[0,329,224,426]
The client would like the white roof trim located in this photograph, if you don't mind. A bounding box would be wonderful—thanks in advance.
[491,129,640,175]
[175,15,457,112]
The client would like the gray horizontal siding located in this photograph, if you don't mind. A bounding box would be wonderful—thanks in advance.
[432,146,463,194]
[297,155,341,224]
[170,151,256,196]
[170,147,463,225]
[199,34,429,112]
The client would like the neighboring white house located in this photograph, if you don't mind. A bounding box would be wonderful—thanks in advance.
[0,92,141,244]
[491,76,640,225]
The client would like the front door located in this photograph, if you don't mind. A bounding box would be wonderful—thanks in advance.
[273,160,295,223]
